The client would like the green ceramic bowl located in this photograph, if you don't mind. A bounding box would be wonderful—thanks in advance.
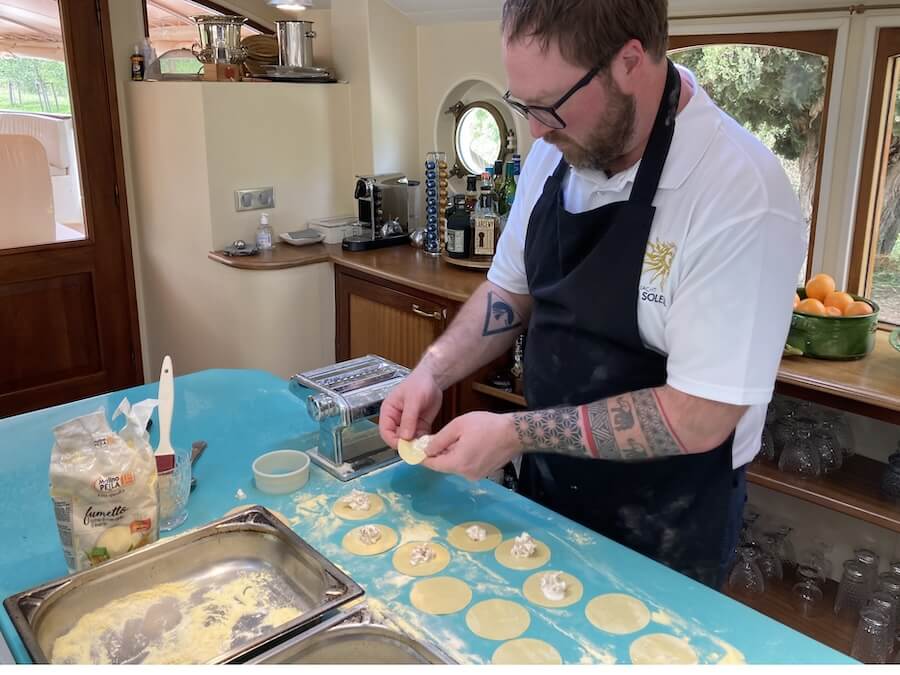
[787,289,879,360]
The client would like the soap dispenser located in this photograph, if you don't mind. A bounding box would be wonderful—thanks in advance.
[256,212,274,251]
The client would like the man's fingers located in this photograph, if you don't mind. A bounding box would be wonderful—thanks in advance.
[378,399,402,447]
[424,418,462,458]
[398,395,422,442]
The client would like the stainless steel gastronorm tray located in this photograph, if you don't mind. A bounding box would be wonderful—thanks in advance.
[4,507,363,664]
[247,605,453,664]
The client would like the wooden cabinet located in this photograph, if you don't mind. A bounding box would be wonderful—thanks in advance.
[335,266,462,426]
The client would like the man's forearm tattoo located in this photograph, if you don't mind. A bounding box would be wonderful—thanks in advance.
[482,291,523,337]
[511,389,686,461]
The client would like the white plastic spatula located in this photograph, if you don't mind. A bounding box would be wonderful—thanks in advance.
[156,355,175,475]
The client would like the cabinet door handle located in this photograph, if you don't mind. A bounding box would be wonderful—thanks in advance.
[412,304,444,321]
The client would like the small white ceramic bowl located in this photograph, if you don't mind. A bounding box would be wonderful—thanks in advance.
[252,450,310,494]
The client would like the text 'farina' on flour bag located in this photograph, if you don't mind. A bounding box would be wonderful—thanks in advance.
[49,398,160,573]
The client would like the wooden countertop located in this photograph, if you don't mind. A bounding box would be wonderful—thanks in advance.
[210,243,900,420]
[209,242,486,303]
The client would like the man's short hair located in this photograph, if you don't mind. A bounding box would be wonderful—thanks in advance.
[501,0,669,69]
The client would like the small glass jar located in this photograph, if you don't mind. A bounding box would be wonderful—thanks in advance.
[812,426,842,474]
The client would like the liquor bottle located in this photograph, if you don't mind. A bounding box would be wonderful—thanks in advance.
[473,185,499,258]
[512,154,521,185]
[493,160,507,218]
[465,175,478,213]
[446,195,472,259]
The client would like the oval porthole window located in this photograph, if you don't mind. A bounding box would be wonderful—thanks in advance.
[452,101,508,177]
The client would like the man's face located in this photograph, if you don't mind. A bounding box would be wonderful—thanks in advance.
[503,37,636,172]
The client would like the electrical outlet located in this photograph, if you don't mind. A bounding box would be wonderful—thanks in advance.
[234,187,275,212]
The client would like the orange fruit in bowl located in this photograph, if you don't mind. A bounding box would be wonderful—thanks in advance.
[824,291,854,314]
[793,293,801,309]
[796,298,827,316]
[844,300,874,317]
[805,274,836,302]
[825,306,843,317]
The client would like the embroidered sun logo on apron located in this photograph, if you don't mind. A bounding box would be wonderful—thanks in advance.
[643,240,677,285]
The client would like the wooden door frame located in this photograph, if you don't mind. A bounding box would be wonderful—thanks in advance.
[669,30,839,283]
[848,28,900,328]
[0,0,143,415]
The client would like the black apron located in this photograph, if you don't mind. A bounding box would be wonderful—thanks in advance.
[518,60,739,588]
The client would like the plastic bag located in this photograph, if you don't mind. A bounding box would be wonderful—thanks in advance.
[49,398,159,573]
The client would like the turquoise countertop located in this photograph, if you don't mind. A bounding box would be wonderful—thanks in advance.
[0,369,853,664]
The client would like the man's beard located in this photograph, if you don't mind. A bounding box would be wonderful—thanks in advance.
[545,77,636,172]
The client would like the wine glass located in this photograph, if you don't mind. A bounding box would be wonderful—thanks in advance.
[729,544,766,597]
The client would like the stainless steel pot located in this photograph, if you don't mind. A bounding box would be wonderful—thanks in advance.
[276,20,317,68]
[192,15,247,65]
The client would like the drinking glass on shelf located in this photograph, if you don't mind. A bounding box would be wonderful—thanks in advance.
[758,425,776,462]
[850,607,893,664]
[876,573,900,624]
[791,564,825,618]
[758,533,784,581]
[778,418,822,478]
[855,548,881,595]
[868,591,898,645]
[799,542,832,583]
[881,450,900,503]
[772,525,797,567]
[811,425,842,474]
[728,544,766,597]
[835,560,872,623]
[740,509,762,549]
[772,406,798,455]
[821,410,855,459]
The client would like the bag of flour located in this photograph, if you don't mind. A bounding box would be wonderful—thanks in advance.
[49,398,160,573]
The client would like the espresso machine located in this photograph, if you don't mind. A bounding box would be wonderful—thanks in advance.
[290,356,409,481]
[343,174,419,251]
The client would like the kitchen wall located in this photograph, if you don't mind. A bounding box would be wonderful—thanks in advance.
[126,81,351,379]
[108,0,342,382]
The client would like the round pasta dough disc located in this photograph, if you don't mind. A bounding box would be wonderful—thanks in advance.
[398,438,427,465]
[465,599,530,641]
[392,542,451,576]
[585,594,651,635]
[492,639,562,665]
[522,571,584,608]
[225,505,291,527]
[332,492,385,520]
[410,577,472,615]
[494,538,551,570]
[629,633,698,665]
[447,522,502,552]
[342,524,398,556]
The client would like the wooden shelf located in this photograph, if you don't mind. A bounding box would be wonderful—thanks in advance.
[776,330,900,424]
[747,455,900,533]
[472,382,527,408]
[724,570,855,656]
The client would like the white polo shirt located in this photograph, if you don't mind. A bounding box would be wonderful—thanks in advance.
[488,67,807,468]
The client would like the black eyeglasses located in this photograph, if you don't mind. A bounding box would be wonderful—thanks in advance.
[503,66,602,130]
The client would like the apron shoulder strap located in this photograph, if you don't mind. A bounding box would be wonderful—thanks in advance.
[629,59,682,207]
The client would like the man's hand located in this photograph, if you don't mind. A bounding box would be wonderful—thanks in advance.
[422,412,522,481]
[378,366,443,448]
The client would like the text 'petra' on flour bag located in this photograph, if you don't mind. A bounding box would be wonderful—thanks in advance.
[49,398,160,573]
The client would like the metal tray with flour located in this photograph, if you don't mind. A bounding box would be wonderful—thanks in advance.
[3,507,363,664]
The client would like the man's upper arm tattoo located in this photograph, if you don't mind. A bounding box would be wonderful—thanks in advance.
[482,290,523,337]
